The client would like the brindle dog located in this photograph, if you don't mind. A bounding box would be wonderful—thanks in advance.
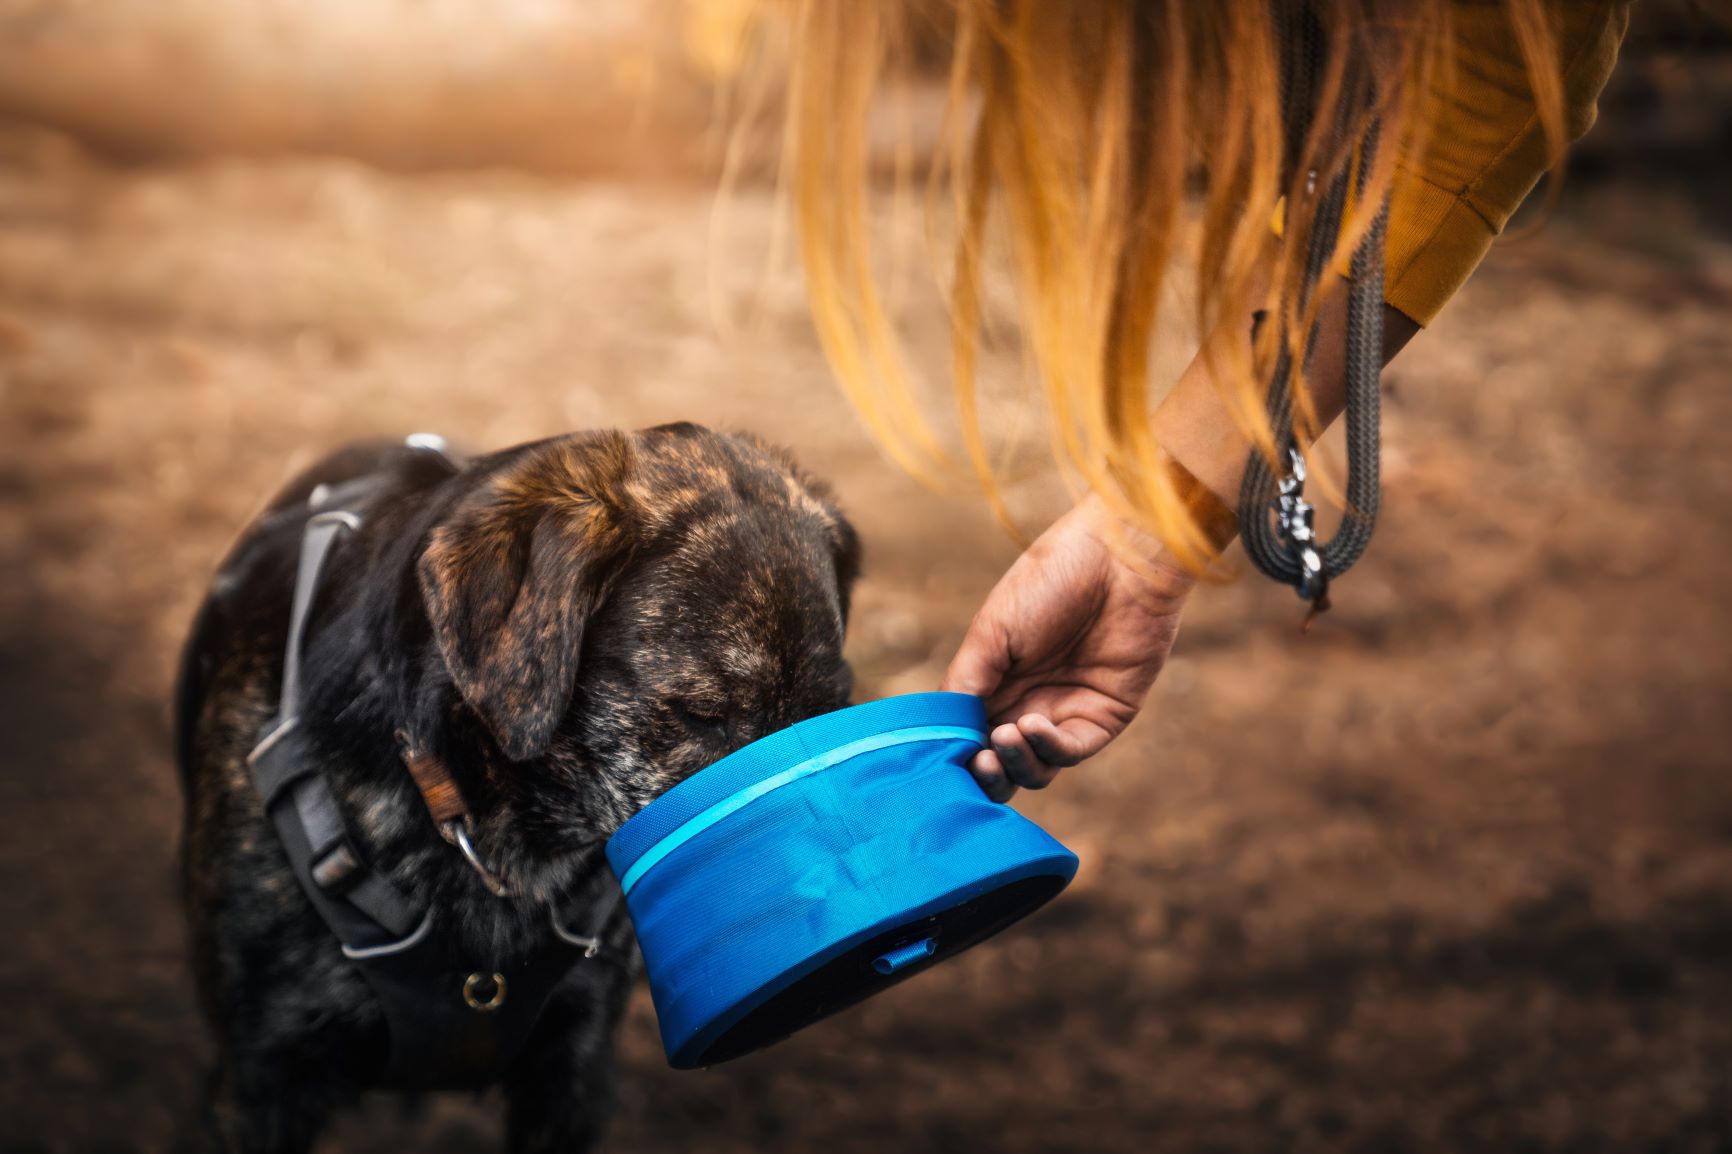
[176,424,859,1152]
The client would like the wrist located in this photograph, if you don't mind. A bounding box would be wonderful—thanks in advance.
[1073,493,1198,607]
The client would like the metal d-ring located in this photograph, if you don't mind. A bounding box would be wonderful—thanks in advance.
[445,820,513,898]
[462,971,508,1012]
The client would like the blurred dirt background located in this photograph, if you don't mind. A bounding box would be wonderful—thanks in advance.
[2,2,1731,1152]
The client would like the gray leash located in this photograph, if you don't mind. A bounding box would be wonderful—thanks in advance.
[1237,4,1389,619]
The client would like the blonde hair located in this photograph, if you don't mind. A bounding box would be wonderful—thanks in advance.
[729,1,1569,569]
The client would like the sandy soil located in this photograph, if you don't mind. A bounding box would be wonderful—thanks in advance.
[1,82,1730,1154]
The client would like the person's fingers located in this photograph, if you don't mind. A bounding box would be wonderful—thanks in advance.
[967,747,1020,803]
[991,722,1062,791]
[1018,713,1110,768]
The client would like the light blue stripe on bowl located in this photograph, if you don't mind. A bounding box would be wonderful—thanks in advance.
[618,724,983,895]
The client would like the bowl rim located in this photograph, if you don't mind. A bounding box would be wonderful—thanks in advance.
[606,691,987,889]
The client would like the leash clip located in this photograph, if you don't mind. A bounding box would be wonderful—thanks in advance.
[443,818,514,898]
[1274,445,1330,614]
[400,730,514,899]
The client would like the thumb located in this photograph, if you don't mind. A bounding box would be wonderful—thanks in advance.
[940,613,1010,698]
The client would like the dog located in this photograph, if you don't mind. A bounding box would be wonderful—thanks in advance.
[175,424,860,1153]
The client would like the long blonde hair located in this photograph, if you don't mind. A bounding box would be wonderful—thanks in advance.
[728,1,1570,569]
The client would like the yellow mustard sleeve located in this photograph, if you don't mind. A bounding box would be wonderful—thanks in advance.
[1385,0,1631,326]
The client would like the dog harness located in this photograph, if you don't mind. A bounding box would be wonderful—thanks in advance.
[245,456,627,1090]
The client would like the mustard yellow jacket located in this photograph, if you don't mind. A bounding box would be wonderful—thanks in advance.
[1388,0,1630,325]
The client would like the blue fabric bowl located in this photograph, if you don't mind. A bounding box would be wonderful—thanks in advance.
[606,692,1079,1069]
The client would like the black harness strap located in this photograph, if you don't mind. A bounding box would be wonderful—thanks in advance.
[246,456,630,1089]
[248,509,424,942]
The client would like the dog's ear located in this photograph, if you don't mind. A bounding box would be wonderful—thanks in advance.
[418,433,636,761]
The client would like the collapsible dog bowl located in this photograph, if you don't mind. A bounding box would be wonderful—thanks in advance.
[606,692,1078,1068]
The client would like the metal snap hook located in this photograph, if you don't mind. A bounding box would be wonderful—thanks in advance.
[463,971,507,1012]
[445,819,513,898]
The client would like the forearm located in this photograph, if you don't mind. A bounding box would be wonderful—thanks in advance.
[1151,284,1421,518]
[954,281,1418,797]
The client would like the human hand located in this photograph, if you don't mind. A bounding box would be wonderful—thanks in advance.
[940,495,1196,801]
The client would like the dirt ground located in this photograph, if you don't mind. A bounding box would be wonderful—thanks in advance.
[3,37,1732,1154]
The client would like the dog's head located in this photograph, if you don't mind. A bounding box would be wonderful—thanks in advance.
[415,423,859,870]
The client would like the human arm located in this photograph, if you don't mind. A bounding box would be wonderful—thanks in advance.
[942,291,1420,800]
[939,0,1628,798]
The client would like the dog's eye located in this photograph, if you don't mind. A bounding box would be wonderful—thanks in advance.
[673,701,729,741]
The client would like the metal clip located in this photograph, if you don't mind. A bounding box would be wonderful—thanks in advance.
[443,819,514,898]
[1274,445,1329,607]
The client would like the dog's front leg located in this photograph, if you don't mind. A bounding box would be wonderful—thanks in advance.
[503,984,630,1154]
[503,1039,617,1154]
[185,948,380,1154]
[194,1058,339,1154]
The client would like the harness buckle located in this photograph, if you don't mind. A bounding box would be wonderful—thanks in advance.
[310,840,368,896]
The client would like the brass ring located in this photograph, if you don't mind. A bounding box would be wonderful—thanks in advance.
[462,971,507,1012]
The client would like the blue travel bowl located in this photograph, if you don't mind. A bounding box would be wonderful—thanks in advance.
[606,692,1079,1068]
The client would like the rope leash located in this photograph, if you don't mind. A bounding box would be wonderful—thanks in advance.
[1237,4,1390,624]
